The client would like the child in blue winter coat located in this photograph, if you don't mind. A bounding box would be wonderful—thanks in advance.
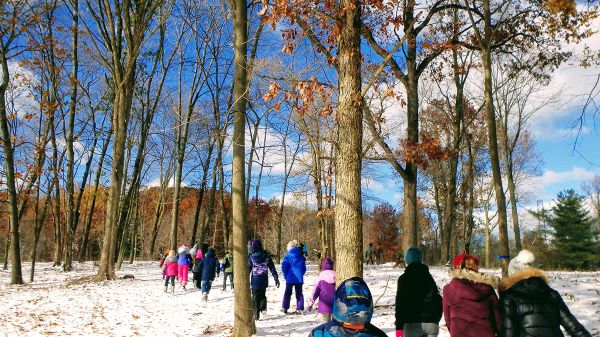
[199,247,219,301]
[281,244,307,313]
[248,240,280,320]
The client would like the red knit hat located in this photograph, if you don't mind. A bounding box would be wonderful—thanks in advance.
[453,252,479,269]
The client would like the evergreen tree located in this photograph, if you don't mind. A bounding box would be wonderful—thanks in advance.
[548,190,599,270]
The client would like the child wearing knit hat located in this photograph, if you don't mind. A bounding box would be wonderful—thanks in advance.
[499,249,591,337]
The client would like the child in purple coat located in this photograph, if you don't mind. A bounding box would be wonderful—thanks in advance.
[308,258,336,322]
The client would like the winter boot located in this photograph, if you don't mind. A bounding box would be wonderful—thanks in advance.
[254,308,260,321]
[202,293,208,301]
[164,286,168,293]
[171,285,175,293]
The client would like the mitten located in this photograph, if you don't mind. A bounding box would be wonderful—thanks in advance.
[395,330,403,337]
[275,279,280,288]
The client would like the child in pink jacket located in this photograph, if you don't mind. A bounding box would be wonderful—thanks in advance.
[162,250,178,293]
[308,258,336,322]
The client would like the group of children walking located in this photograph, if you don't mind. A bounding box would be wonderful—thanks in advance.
[159,243,232,301]
[161,241,592,337]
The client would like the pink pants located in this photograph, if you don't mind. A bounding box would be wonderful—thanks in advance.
[178,264,189,286]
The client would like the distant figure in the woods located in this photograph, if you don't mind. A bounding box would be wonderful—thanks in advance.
[365,243,376,265]
[308,258,336,323]
[375,242,384,264]
[247,240,253,256]
[282,241,307,313]
[248,239,280,320]
[177,243,193,290]
[499,249,592,337]
[443,253,501,337]
[199,247,219,301]
[395,247,442,337]
[308,276,388,337]
[162,250,178,293]
[222,251,234,291]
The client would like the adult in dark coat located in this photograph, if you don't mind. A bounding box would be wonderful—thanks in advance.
[248,239,280,320]
[395,247,442,337]
[443,253,501,337]
[499,249,591,337]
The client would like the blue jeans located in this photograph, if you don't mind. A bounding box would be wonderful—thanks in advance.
[201,280,213,294]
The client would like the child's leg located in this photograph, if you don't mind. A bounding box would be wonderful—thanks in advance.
[164,276,170,287]
[222,273,227,290]
[282,283,293,310]
[257,288,267,312]
[294,283,304,310]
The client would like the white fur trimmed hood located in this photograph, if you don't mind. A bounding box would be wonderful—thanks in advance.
[499,268,548,291]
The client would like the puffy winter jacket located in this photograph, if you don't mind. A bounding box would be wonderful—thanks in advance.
[395,262,442,330]
[177,246,192,267]
[163,256,178,277]
[499,268,591,337]
[248,241,279,289]
[443,268,501,337]
[311,269,336,314]
[282,246,306,284]
[223,252,233,274]
[201,248,219,281]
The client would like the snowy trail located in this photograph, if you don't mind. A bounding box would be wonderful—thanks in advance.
[1,262,598,336]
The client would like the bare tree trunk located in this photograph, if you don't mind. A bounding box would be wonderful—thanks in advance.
[63,0,79,272]
[463,136,475,253]
[50,108,63,267]
[79,131,111,262]
[441,48,467,264]
[189,144,213,245]
[31,182,53,282]
[231,0,255,333]
[334,0,363,282]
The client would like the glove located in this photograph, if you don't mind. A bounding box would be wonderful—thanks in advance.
[275,279,280,288]
[307,300,314,312]
[396,330,403,337]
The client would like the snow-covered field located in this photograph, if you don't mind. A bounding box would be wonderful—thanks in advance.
[1,261,599,336]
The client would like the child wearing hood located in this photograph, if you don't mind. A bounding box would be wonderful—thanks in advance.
[192,248,204,290]
[248,239,280,320]
[499,249,591,337]
[200,247,219,301]
[281,243,307,313]
[308,258,336,322]
[443,253,501,337]
[162,250,178,293]
[177,243,193,290]
[308,276,387,337]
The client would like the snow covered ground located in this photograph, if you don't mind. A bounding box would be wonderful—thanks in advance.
[1,261,598,336]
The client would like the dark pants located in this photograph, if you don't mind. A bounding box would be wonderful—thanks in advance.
[201,280,213,294]
[164,276,175,286]
[222,272,233,290]
[282,283,304,310]
[193,272,202,289]
[366,255,375,265]
[252,288,267,312]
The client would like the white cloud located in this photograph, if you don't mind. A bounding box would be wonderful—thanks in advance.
[520,167,597,204]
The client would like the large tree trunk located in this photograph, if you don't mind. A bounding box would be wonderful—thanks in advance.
[334,0,363,282]
[482,0,510,276]
[63,0,79,272]
[0,57,23,283]
[96,75,135,281]
[50,108,63,267]
[441,49,466,264]
[231,0,255,334]
[79,131,111,262]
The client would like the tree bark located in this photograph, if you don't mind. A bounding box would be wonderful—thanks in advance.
[231,0,255,333]
[334,0,363,282]
[481,0,510,275]
[79,130,111,262]
[63,0,79,272]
